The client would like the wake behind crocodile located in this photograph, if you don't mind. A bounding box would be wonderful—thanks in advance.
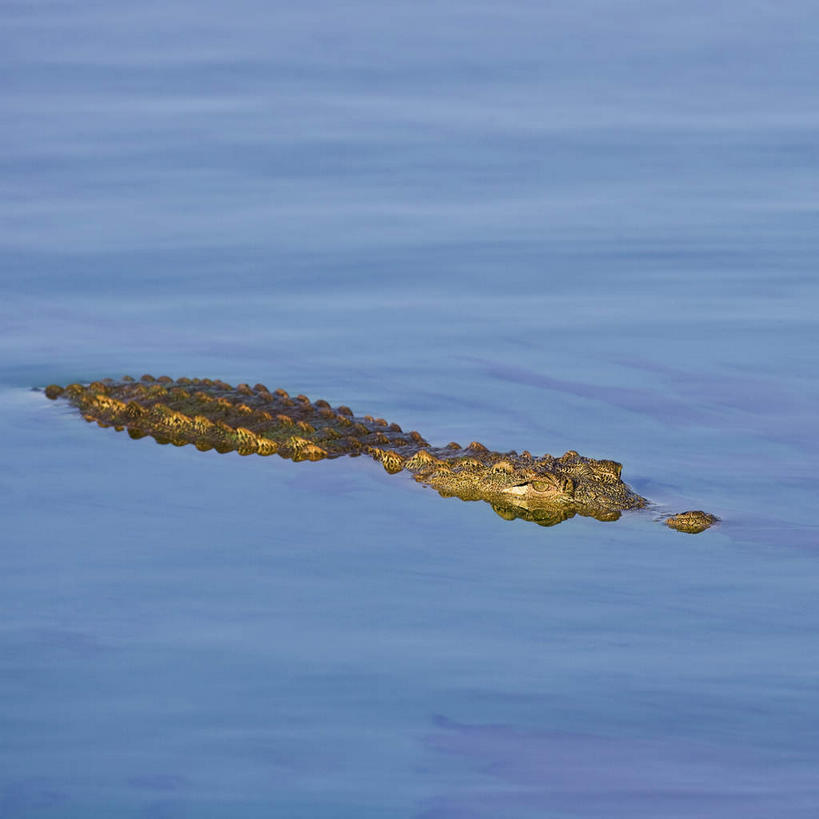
[43,376,717,533]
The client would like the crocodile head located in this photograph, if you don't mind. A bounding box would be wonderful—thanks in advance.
[407,447,647,527]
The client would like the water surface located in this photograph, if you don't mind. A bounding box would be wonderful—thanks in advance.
[2,1,818,816]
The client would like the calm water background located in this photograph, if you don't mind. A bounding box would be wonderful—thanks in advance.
[2,1,818,816]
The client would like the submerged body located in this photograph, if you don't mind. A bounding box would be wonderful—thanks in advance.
[44,376,715,532]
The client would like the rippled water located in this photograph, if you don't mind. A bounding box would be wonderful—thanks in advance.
[2,1,818,816]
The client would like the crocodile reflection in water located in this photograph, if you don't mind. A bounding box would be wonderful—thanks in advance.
[44,376,717,533]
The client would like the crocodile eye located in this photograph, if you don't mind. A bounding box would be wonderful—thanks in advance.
[530,480,556,493]
[529,476,574,496]
[597,459,623,481]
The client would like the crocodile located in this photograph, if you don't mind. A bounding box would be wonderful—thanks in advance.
[43,376,717,533]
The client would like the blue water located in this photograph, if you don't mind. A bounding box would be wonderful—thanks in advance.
[2,1,818,816]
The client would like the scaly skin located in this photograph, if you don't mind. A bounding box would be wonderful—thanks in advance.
[43,376,716,532]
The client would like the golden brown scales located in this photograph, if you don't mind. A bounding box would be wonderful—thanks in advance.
[44,376,717,532]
